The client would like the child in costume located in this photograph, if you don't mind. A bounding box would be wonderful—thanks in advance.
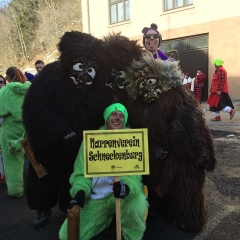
[59,103,147,240]
[193,69,206,104]
[0,67,31,197]
[125,52,216,231]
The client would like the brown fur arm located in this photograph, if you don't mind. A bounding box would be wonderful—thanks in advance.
[169,104,216,170]
[169,105,205,161]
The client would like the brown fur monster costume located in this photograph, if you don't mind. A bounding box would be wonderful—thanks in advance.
[125,52,216,231]
[104,33,142,105]
[22,31,113,228]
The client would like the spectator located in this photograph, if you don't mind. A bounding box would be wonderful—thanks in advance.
[142,23,167,60]
[207,59,235,121]
[0,75,6,128]
[0,75,6,89]
[25,60,45,82]
[182,72,192,89]
[193,69,206,104]
[59,103,148,240]
[0,67,31,197]
[35,60,45,75]
[0,75,6,183]
[24,72,35,82]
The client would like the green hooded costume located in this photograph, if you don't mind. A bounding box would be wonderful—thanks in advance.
[0,81,31,197]
[59,103,147,240]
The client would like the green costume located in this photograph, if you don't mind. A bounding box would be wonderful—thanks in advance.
[59,125,147,240]
[0,81,31,196]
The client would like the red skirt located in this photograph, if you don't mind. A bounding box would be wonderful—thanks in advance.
[207,94,220,107]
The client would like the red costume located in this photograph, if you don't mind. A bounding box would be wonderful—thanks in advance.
[207,59,235,121]
[193,72,206,104]
[207,66,228,107]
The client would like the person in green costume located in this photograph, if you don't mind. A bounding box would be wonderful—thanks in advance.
[0,67,31,197]
[59,103,148,240]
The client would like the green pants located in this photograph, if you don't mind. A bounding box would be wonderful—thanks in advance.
[59,192,147,240]
[0,138,25,197]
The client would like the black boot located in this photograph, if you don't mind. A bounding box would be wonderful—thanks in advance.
[33,209,52,229]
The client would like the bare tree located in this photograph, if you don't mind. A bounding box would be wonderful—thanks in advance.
[0,0,83,71]
[0,9,18,69]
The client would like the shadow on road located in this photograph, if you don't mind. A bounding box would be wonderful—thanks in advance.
[0,130,239,240]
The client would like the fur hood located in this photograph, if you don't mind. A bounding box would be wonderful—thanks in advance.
[104,32,142,71]
[56,31,111,90]
[125,51,183,99]
[3,81,31,95]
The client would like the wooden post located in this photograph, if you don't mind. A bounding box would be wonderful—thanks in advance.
[21,138,48,178]
[67,205,80,240]
[115,176,122,240]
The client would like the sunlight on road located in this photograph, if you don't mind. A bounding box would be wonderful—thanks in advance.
[194,205,236,240]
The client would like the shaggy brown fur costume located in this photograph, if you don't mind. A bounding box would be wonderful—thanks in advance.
[125,52,216,230]
[104,33,142,105]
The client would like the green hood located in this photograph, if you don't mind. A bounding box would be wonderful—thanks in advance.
[6,81,31,95]
[0,80,31,140]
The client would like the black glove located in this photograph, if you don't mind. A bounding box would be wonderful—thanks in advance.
[113,181,130,199]
[63,131,76,142]
[68,190,85,209]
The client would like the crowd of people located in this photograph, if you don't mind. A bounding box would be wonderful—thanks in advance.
[182,63,235,122]
[182,69,206,104]
[0,23,235,239]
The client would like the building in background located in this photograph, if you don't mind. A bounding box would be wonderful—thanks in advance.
[81,0,240,102]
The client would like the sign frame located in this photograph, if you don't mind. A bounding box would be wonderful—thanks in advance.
[83,128,149,177]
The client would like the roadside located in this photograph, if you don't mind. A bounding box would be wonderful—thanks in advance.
[202,101,240,133]
[0,101,239,240]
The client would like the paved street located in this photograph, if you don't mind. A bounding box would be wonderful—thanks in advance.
[202,102,240,133]
[0,102,239,240]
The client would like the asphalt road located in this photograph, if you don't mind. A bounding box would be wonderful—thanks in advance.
[0,107,239,240]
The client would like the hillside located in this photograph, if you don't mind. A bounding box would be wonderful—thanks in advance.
[0,0,82,74]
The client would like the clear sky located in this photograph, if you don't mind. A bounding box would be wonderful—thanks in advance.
[0,0,11,7]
